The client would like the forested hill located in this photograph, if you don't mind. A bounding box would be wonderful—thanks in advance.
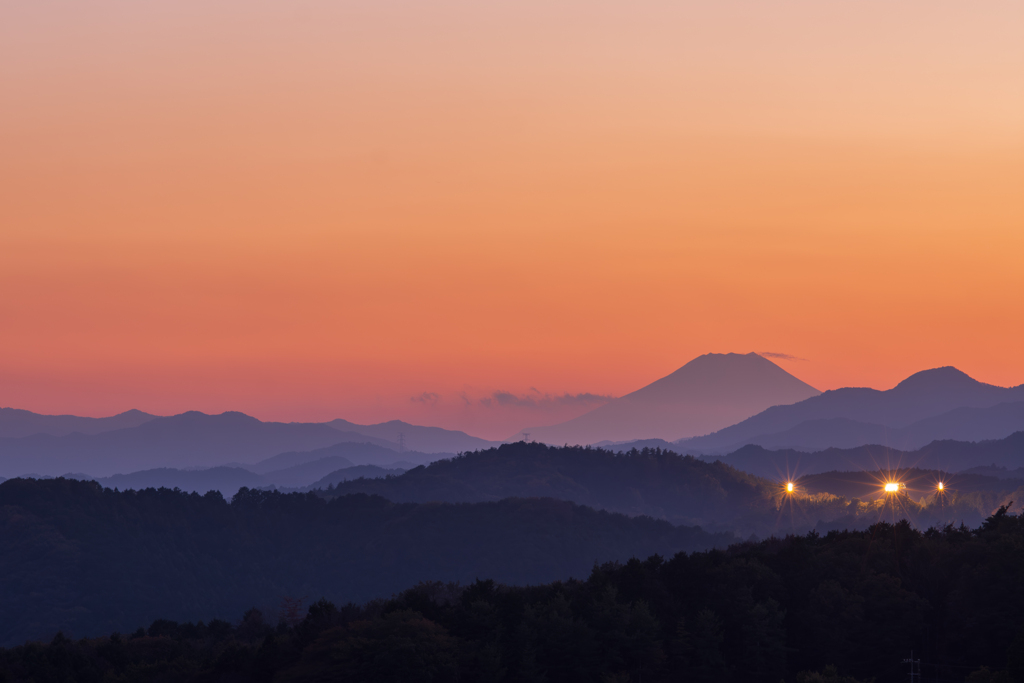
[323,442,780,529]
[320,443,1024,535]
[3,510,1022,683]
[710,431,1024,479]
[0,477,733,646]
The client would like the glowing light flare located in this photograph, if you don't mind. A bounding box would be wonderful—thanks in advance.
[937,482,945,491]
[884,482,901,493]
[786,482,795,493]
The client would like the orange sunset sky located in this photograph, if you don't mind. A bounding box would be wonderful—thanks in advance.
[1,0,1022,439]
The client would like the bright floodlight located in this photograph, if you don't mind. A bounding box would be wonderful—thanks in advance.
[937,482,945,491]
[786,482,795,493]
[884,482,900,493]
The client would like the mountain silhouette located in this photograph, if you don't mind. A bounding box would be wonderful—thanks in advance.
[514,353,820,444]
[0,409,492,477]
[248,441,444,475]
[682,367,1024,453]
[93,466,267,496]
[708,431,1024,480]
[46,459,405,497]
[323,441,781,530]
[302,464,407,491]
[259,456,358,487]
[0,407,157,438]
[78,460,404,496]
[703,401,1024,453]
[961,464,1024,479]
[326,419,499,453]
[0,411,399,478]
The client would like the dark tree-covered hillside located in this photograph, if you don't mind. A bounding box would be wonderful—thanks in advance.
[0,477,732,646]
[324,442,781,530]
[2,509,1022,683]
[323,442,1024,534]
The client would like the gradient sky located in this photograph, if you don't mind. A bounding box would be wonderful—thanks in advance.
[2,0,1022,439]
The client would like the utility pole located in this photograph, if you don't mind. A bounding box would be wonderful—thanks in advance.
[903,651,920,683]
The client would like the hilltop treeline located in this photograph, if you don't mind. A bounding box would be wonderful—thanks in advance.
[323,443,1023,534]
[3,509,1023,683]
[0,477,731,646]
[324,442,782,530]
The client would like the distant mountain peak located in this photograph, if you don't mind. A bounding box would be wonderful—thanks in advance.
[631,352,819,402]
[113,409,155,418]
[515,352,820,444]
[679,351,782,367]
[892,366,983,393]
[164,411,261,424]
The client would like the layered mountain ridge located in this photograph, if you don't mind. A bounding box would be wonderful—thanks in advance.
[681,367,1024,453]
[0,407,157,438]
[0,412,470,478]
[2,359,1021,479]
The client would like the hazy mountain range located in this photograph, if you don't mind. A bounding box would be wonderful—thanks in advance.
[325,418,497,453]
[680,366,1024,454]
[0,407,157,438]
[0,407,499,453]
[21,443,414,496]
[514,358,1023,452]
[7,441,418,495]
[2,355,1022,480]
[685,402,1024,455]
[0,411,479,478]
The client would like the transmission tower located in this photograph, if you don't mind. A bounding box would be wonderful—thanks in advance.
[903,651,921,683]
[397,432,405,453]
[523,432,531,443]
